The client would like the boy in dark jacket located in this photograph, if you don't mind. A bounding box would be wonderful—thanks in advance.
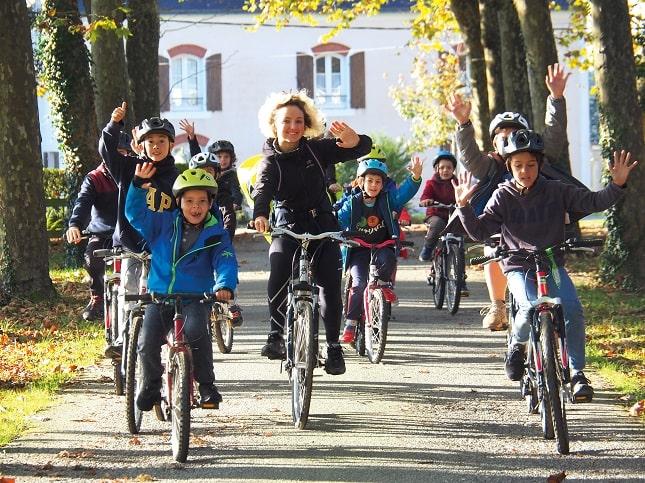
[126,165,238,410]
[66,161,118,320]
[454,130,638,401]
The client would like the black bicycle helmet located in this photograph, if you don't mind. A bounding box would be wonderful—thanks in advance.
[208,140,236,162]
[136,117,175,143]
[432,150,457,168]
[488,112,530,141]
[501,129,545,159]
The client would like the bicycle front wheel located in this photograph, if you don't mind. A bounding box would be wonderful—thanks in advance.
[431,252,445,310]
[445,243,464,315]
[355,320,366,357]
[291,299,316,430]
[213,309,234,354]
[540,311,569,455]
[170,351,191,462]
[366,289,389,364]
[125,314,144,434]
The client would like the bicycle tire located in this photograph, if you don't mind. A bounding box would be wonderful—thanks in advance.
[366,289,389,364]
[170,351,191,462]
[109,283,120,347]
[341,271,352,320]
[540,311,569,454]
[113,362,124,396]
[445,243,464,315]
[125,315,144,434]
[431,251,445,310]
[355,321,366,357]
[291,299,316,430]
[213,309,234,354]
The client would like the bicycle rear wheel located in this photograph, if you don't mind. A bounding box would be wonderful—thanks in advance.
[540,311,569,455]
[125,315,144,434]
[366,289,389,364]
[213,307,234,354]
[431,251,445,309]
[445,243,464,315]
[170,351,191,462]
[291,299,316,429]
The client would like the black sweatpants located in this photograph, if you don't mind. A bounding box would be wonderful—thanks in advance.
[84,236,113,297]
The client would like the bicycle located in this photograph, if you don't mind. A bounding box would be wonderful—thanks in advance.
[422,203,466,315]
[124,291,218,463]
[271,226,356,429]
[211,301,243,354]
[342,237,411,363]
[469,238,603,455]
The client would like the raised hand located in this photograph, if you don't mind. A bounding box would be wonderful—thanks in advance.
[446,93,471,125]
[329,121,360,148]
[451,171,478,208]
[179,119,195,139]
[408,155,423,179]
[130,128,143,156]
[134,162,156,189]
[111,101,127,123]
[545,63,570,99]
[609,150,638,187]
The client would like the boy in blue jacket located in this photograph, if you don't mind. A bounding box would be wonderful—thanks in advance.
[126,165,238,411]
[336,150,423,343]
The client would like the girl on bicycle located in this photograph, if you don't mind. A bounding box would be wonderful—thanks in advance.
[452,129,638,402]
[336,150,422,343]
[252,90,372,375]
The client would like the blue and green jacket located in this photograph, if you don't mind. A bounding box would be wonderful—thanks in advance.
[125,184,238,295]
[336,176,421,269]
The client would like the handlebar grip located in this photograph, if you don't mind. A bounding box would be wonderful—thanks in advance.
[93,248,119,258]
[400,240,415,248]
[570,238,605,248]
[469,255,492,266]
[124,293,153,302]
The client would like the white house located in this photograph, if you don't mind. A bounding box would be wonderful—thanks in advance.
[36,0,602,190]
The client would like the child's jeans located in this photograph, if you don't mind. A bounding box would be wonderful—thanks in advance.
[346,247,396,321]
[423,215,447,253]
[506,267,586,373]
[138,300,214,394]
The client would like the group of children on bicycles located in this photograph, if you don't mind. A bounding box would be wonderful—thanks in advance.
[66,60,637,412]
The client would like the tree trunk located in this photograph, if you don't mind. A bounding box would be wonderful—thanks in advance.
[497,0,533,122]
[91,0,130,131]
[591,0,645,290]
[451,0,491,151]
[126,0,160,121]
[479,0,505,116]
[38,0,99,267]
[0,1,55,302]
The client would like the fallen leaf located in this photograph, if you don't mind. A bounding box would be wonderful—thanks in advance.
[134,474,156,481]
[129,437,142,445]
[628,400,645,417]
[57,450,93,459]
[547,471,566,482]
[40,462,53,470]
[0,477,17,483]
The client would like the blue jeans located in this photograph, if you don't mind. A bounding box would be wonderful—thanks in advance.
[506,267,586,373]
[346,247,396,321]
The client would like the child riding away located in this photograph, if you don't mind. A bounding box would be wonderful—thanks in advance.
[336,149,423,343]
[453,129,638,402]
[99,102,179,357]
[125,166,238,411]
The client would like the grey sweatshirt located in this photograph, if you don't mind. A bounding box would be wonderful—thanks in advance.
[457,176,624,272]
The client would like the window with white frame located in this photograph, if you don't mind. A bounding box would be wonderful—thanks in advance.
[314,54,349,109]
[170,55,205,111]
[43,151,59,169]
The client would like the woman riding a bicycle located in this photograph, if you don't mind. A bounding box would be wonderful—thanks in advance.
[252,90,372,375]
[452,129,638,402]
[336,150,422,343]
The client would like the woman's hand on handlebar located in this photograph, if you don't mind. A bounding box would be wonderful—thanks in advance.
[254,216,269,233]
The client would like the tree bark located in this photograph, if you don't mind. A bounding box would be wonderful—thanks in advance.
[39,0,99,267]
[497,0,532,122]
[451,0,491,151]
[126,0,160,121]
[91,0,130,131]
[479,0,505,116]
[0,1,55,302]
[591,0,645,290]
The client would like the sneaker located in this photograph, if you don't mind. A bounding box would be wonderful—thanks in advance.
[571,371,594,403]
[341,325,356,344]
[136,385,161,412]
[324,343,346,375]
[104,343,123,359]
[199,383,223,409]
[261,332,286,360]
[228,304,243,327]
[481,300,508,331]
[505,343,526,381]
[418,245,432,262]
[82,296,103,321]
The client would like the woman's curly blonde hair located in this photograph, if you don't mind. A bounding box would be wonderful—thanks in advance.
[258,90,325,140]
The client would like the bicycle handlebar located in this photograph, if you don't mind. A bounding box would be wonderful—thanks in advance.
[124,292,217,303]
[419,202,455,209]
[271,226,353,244]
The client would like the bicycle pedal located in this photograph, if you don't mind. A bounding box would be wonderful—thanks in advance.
[201,401,219,409]
[571,394,593,404]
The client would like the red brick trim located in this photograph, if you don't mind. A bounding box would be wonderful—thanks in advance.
[311,42,350,56]
[168,44,207,58]
[174,133,210,146]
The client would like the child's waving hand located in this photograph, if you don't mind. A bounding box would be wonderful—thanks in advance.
[610,150,638,187]
[451,171,478,208]
[408,156,423,179]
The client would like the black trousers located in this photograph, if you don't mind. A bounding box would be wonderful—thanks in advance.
[267,236,342,344]
[84,236,112,297]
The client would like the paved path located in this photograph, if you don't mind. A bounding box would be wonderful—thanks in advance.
[1,233,643,482]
